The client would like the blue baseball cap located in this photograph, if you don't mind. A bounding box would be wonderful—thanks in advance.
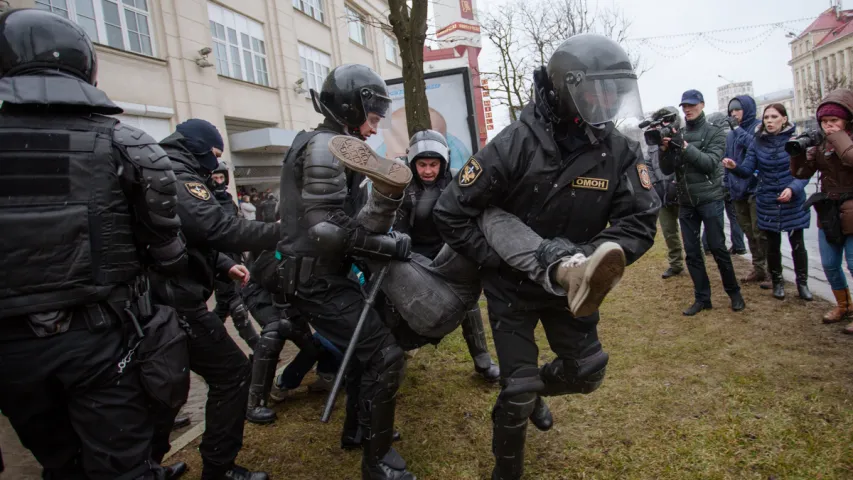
[680,89,704,106]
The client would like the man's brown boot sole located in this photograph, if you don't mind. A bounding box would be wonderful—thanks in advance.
[568,242,626,318]
[328,136,412,193]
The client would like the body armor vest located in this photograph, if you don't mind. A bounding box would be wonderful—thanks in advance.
[0,112,141,318]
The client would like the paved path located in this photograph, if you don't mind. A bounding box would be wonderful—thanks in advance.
[0,301,298,479]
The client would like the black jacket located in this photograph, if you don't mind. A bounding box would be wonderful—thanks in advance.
[434,101,659,300]
[153,132,281,310]
[394,157,452,259]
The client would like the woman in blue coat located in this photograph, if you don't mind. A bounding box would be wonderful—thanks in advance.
[723,103,812,300]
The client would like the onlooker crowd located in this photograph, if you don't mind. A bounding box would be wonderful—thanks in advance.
[655,87,853,335]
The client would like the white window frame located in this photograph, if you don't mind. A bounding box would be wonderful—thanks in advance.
[292,0,324,23]
[298,43,331,99]
[384,34,399,65]
[346,5,367,47]
[35,0,156,57]
[208,2,270,87]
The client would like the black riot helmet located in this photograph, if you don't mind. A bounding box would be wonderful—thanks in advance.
[407,129,449,164]
[0,8,98,84]
[207,161,230,192]
[546,34,642,125]
[311,64,391,131]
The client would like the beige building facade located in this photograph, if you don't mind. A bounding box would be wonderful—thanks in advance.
[716,81,754,114]
[789,6,853,132]
[8,0,403,189]
[754,88,796,122]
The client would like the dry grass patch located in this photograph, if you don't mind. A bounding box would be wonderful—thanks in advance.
[171,237,853,479]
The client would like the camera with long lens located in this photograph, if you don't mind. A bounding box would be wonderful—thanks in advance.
[784,130,824,156]
[640,112,682,148]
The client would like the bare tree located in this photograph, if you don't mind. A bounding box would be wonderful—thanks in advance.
[480,0,643,122]
[803,75,852,112]
[480,5,529,122]
[387,0,431,137]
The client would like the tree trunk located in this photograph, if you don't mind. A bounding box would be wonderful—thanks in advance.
[388,0,431,137]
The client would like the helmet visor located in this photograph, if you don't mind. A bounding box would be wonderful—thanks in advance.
[361,88,392,129]
[563,70,643,125]
[408,139,449,164]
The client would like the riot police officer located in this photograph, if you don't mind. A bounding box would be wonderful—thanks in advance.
[208,162,260,349]
[434,34,660,479]
[0,9,186,479]
[277,64,416,480]
[150,119,281,480]
[394,130,499,381]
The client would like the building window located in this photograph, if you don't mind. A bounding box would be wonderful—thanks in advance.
[384,34,399,65]
[292,0,324,23]
[298,43,331,98]
[35,0,154,56]
[208,2,269,87]
[346,6,367,46]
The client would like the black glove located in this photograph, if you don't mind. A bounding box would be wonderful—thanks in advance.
[535,237,583,269]
[388,231,412,261]
[726,116,738,129]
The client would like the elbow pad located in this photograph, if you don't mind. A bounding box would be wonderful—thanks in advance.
[149,237,187,274]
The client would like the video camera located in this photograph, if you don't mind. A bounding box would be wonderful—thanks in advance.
[784,130,824,156]
[640,111,682,148]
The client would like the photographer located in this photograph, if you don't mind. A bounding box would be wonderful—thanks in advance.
[659,89,745,316]
[647,107,685,279]
[790,89,853,333]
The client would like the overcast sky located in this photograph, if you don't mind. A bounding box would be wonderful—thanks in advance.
[473,0,826,136]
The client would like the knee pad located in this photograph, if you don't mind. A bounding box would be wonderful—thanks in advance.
[540,349,609,397]
[230,301,249,326]
[255,331,285,360]
[368,344,406,391]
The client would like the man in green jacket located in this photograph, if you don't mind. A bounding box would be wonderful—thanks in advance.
[660,89,745,316]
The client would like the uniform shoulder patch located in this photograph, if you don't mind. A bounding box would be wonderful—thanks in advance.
[637,163,652,190]
[459,157,483,187]
[185,181,212,201]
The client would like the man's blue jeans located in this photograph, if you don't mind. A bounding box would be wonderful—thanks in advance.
[680,200,741,303]
[818,229,853,290]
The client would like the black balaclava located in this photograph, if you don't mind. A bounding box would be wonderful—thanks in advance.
[176,119,224,177]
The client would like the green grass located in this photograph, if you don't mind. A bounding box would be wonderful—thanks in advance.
[171,238,853,479]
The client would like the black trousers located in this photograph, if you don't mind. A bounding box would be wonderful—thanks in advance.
[151,304,250,479]
[679,200,741,303]
[0,307,156,480]
[213,279,240,320]
[484,291,603,379]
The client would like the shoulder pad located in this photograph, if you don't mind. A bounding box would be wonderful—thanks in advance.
[114,124,173,171]
[113,122,159,147]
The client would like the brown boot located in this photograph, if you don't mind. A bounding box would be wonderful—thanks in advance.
[741,268,767,283]
[553,242,626,318]
[823,289,851,324]
[327,135,412,197]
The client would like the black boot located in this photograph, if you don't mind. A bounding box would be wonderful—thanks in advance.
[769,262,785,300]
[360,347,414,480]
[221,465,268,480]
[729,291,746,312]
[791,232,813,301]
[682,301,712,316]
[164,462,187,479]
[529,395,553,431]
[231,302,260,350]
[246,334,282,425]
[461,307,500,382]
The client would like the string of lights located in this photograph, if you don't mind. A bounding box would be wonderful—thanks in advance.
[624,16,816,42]
[630,16,816,59]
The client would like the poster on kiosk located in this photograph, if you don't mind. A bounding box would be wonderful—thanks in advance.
[367,67,481,172]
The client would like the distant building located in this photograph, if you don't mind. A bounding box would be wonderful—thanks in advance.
[790,2,853,132]
[754,88,796,120]
[717,81,754,113]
